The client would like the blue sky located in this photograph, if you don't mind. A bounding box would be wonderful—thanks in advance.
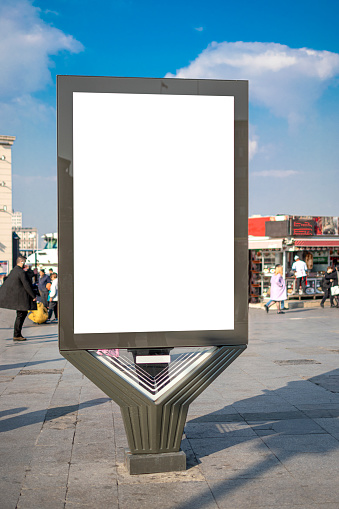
[0,0,339,236]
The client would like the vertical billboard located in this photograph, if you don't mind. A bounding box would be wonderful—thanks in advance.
[58,77,248,350]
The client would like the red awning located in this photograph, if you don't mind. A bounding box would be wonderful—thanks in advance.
[294,239,339,247]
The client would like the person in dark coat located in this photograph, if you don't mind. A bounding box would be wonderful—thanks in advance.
[38,269,51,308]
[24,264,38,296]
[321,267,338,308]
[0,256,37,341]
[24,264,36,285]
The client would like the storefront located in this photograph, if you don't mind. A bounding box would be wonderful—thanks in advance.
[248,215,339,303]
[249,237,284,302]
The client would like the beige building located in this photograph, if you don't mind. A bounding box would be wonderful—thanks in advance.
[12,211,22,229]
[0,135,15,275]
[15,227,38,256]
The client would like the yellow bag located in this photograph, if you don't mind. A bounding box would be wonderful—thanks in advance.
[28,302,48,324]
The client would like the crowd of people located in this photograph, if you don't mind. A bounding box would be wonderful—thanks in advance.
[0,256,58,341]
[264,256,339,315]
[0,253,338,339]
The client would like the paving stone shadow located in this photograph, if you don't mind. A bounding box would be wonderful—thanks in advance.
[0,407,27,418]
[7,333,59,343]
[188,369,339,436]
[21,333,58,339]
[0,358,63,371]
[286,308,314,313]
[178,369,339,509]
[0,398,109,432]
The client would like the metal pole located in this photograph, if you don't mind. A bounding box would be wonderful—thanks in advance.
[283,250,286,279]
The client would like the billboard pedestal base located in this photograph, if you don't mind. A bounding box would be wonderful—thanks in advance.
[125,449,186,475]
[62,346,246,473]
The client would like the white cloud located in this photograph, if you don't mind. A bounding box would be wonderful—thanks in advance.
[0,0,83,101]
[13,174,57,184]
[249,135,259,161]
[194,27,204,32]
[44,10,59,16]
[0,94,55,133]
[251,170,300,178]
[165,41,339,124]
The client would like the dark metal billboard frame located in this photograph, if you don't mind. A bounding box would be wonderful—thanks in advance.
[57,76,248,351]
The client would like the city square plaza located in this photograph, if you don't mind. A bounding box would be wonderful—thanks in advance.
[1,304,339,508]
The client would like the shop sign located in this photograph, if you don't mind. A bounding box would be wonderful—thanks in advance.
[265,220,289,237]
[314,217,338,235]
[292,219,315,236]
[0,261,8,275]
[313,256,328,264]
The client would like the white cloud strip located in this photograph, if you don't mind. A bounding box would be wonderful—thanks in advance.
[166,41,339,124]
[13,174,57,183]
[251,170,300,178]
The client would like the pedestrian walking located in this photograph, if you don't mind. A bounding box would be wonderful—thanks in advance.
[265,297,285,311]
[33,268,39,283]
[264,264,287,314]
[38,269,51,308]
[292,255,308,294]
[331,264,339,308]
[0,256,37,341]
[46,273,58,322]
[321,266,338,308]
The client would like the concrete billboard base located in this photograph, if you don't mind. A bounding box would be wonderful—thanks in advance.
[125,449,186,475]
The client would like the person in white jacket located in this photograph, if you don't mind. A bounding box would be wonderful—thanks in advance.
[47,273,58,322]
[292,255,308,294]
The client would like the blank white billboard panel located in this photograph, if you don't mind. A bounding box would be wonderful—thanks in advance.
[73,92,234,334]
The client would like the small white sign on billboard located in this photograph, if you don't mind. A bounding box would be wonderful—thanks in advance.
[73,92,234,334]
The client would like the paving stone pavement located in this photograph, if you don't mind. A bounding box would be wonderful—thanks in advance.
[1,306,339,508]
